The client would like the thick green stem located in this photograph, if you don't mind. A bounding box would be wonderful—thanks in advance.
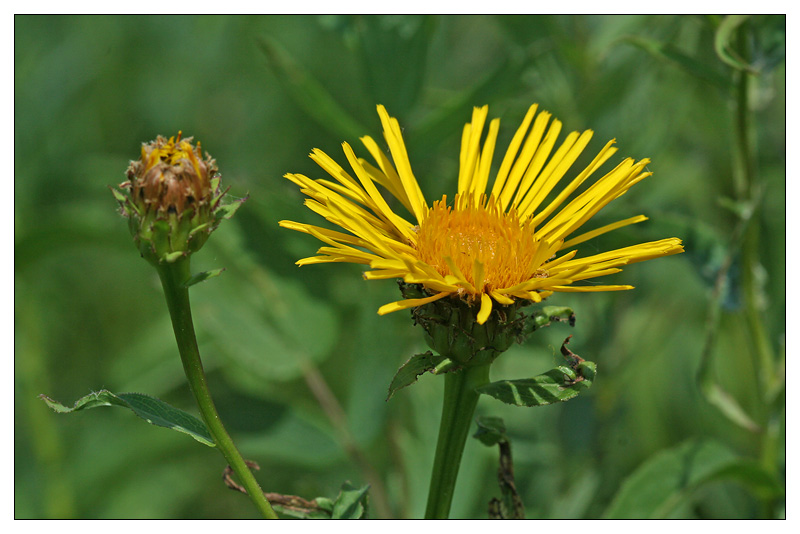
[425,364,491,519]
[156,258,278,519]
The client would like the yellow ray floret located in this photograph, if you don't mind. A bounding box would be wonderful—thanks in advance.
[280,104,684,324]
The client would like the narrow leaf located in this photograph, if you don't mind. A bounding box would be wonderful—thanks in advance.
[714,15,758,72]
[618,35,732,92]
[183,268,225,288]
[39,390,215,447]
[258,37,371,141]
[331,482,370,519]
[386,351,447,400]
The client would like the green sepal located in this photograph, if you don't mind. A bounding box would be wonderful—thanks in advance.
[183,268,226,288]
[387,351,448,400]
[163,251,185,263]
[110,186,128,204]
[39,390,215,447]
[215,195,247,221]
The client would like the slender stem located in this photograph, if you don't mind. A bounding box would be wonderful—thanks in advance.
[733,26,775,402]
[424,364,491,519]
[156,258,278,519]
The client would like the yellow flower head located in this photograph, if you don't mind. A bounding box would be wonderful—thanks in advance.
[281,104,684,324]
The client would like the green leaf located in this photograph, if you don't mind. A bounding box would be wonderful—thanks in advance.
[331,482,370,519]
[478,336,595,407]
[604,439,784,518]
[618,35,732,92]
[39,390,215,447]
[476,364,594,407]
[386,351,447,400]
[352,15,436,113]
[215,196,246,221]
[258,36,371,141]
[183,268,225,288]
[714,15,758,72]
[410,48,529,156]
[528,305,576,331]
[473,415,507,447]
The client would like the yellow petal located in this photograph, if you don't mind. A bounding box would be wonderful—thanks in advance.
[477,293,493,324]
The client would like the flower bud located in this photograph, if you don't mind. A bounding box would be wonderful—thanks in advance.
[113,132,243,265]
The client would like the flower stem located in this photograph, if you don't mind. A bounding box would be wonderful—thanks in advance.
[156,258,278,519]
[424,363,491,519]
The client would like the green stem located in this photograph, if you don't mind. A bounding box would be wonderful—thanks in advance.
[733,28,775,402]
[424,364,491,519]
[156,258,278,519]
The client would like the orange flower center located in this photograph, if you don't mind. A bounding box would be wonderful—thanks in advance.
[415,195,542,293]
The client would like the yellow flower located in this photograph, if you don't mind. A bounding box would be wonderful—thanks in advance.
[281,104,684,324]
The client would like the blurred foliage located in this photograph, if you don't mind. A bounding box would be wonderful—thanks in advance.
[15,15,784,519]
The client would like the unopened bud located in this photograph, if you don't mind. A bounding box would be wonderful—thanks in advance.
[113,132,243,264]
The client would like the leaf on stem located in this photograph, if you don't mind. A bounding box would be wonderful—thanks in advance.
[39,390,215,447]
[476,337,595,407]
[386,351,449,400]
[525,305,576,334]
[331,481,371,519]
[183,268,226,288]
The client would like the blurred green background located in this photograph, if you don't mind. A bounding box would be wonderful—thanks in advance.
[15,15,785,519]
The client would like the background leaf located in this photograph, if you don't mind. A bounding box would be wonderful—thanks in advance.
[604,439,784,519]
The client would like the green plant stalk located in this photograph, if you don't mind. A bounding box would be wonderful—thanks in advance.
[156,257,278,519]
[425,363,491,519]
[733,28,775,402]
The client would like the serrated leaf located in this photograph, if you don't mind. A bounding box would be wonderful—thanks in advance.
[331,482,370,519]
[473,415,507,447]
[39,390,215,447]
[183,268,225,288]
[476,364,594,407]
[604,439,783,519]
[386,351,447,400]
